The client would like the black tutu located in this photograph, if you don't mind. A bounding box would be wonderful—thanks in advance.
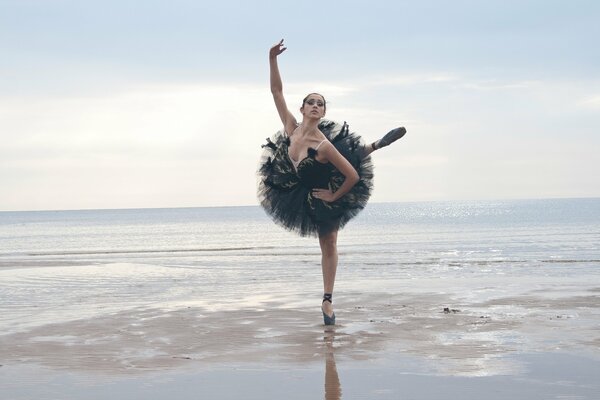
[257,119,374,237]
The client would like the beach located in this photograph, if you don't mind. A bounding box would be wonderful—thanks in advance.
[1,200,599,399]
[1,281,599,399]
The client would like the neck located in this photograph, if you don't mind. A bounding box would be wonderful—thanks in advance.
[299,118,320,136]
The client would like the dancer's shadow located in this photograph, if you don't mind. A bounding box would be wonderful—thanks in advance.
[323,326,342,400]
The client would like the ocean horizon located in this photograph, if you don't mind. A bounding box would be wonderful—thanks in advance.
[2,195,599,214]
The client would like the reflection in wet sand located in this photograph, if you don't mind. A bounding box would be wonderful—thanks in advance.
[324,327,341,400]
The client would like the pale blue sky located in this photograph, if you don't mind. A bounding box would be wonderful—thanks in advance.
[1,0,599,211]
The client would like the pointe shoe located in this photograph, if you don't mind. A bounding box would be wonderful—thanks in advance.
[322,308,336,326]
[374,127,407,149]
[322,293,336,326]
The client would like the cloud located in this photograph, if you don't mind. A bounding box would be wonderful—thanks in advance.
[458,79,541,91]
[379,154,449,168]
[373,74,459,87]
[2,69,599,211]
[0,82,272,159]
[578,95,600,109]
[0,82,277,210]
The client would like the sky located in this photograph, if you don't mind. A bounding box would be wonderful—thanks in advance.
[1,0,599,211]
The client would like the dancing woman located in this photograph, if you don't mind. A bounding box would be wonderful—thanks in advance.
[258,39,406,325]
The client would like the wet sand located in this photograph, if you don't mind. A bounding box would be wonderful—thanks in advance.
[1,288,599,399]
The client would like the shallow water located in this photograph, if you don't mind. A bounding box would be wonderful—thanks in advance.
[1,351,599,400]
[1,199,599,334]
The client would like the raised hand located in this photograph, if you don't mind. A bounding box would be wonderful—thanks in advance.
[269,39,287,59]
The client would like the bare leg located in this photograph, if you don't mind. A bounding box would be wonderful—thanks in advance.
[360,142,376,157]
[319,228,338,318]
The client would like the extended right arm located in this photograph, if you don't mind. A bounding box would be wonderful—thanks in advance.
[269,39,297,134]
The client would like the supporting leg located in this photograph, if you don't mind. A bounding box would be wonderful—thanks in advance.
[319,228,338,323]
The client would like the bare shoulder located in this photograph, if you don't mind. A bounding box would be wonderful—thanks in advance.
[318,138,333,149]
[316,140,339,161]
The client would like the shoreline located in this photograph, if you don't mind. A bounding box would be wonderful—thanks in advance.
[1,270,599,398]
[2,287,598,371]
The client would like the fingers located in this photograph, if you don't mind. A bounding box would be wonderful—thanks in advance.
[272,39,285,49]
[278,38,287,54]
[313,192,333,203]
[312,189,330,198]
[270,39,287,56]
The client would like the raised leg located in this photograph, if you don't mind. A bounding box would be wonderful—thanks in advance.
[375,126,407,149]
[360,126,407,157]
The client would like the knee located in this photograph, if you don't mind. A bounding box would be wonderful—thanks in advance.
[319,234,337,255]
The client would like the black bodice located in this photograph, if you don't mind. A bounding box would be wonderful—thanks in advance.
[296,150,332,189]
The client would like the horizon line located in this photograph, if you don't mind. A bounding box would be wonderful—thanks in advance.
[1,196,598,214]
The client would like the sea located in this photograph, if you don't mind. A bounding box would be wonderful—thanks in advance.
[1,198,599,334]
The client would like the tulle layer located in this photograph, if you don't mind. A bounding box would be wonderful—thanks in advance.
[257,120,374,237]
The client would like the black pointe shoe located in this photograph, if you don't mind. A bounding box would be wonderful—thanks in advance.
[322,293,336,326]
[373,127,407,150]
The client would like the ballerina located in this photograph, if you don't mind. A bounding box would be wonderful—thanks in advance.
[258,39,406,325]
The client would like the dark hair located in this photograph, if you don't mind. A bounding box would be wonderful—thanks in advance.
[302,93,326,111]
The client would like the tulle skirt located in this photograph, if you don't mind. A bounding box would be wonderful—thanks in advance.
[257,120,374,237]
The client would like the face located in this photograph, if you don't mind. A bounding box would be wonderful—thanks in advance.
[301,93,326,119]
